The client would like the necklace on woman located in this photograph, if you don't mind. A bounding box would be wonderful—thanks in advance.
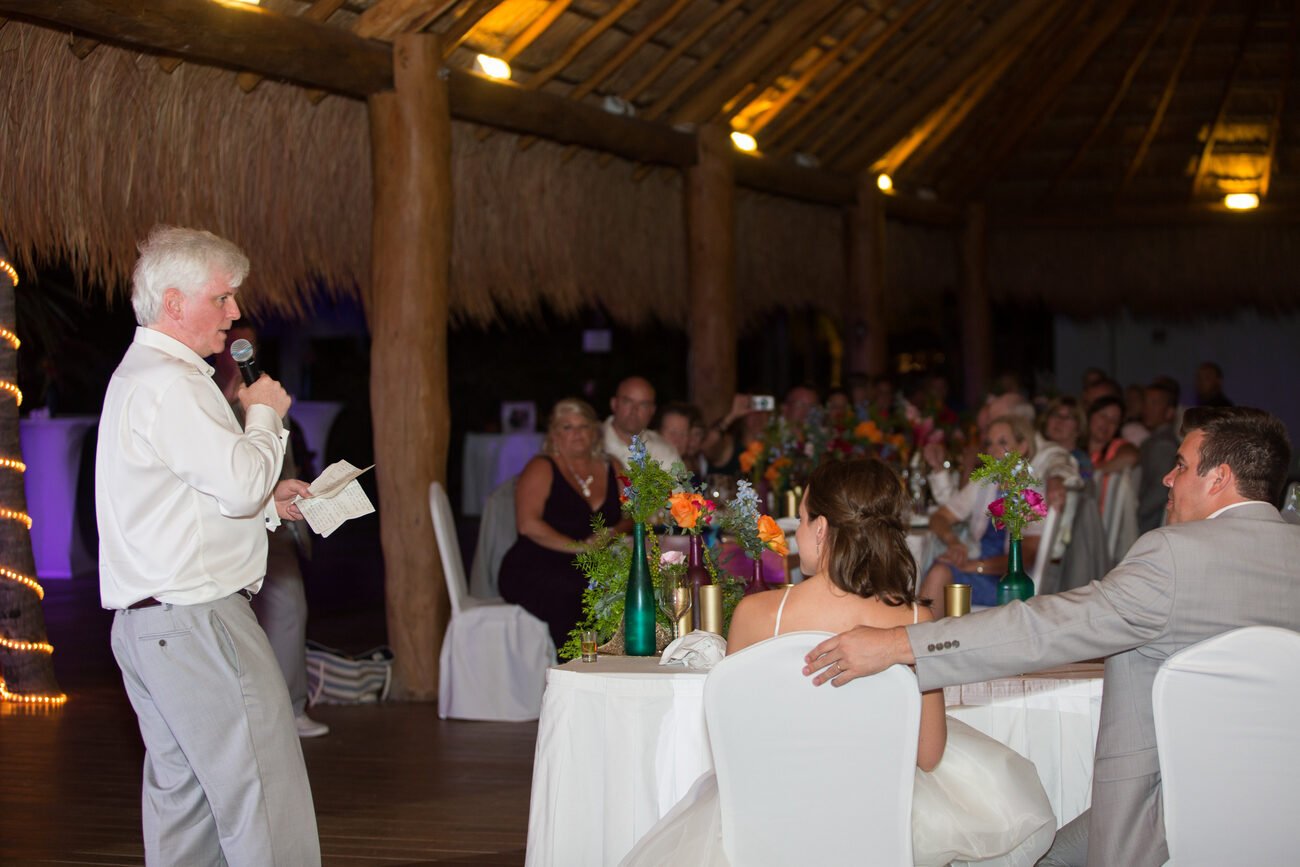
[560,454,595,500]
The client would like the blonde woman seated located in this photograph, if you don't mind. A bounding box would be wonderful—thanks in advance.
[622,460,1055,867]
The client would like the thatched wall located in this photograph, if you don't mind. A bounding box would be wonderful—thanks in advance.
[0,23,370,318]
[735,190,846,326]
[991,221,1300,316]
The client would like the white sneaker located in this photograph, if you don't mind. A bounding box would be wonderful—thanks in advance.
[295,713,330,738]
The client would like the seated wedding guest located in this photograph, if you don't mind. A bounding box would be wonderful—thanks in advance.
[871,374,897,414]
[702,393,770,476]
[846,372,872,410]
[1195,361,1233,407]
[1122,384,1150,447]
[780,384,819,425]
[1086,395,1138,512]
[657,402,705,482]
[601,376,680,470]
[500,398,628,649]
[918,414,1048,617]
[623,459,1055,866]
[1041,396,1091,476]
[1136,379,1180,533]
[805,407,1300,867]
[824,387,852,419]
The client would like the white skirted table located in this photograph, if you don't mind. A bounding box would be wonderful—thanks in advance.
[524,657,1103,866]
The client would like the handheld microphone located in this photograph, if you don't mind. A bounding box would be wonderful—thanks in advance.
[229,338,261,386]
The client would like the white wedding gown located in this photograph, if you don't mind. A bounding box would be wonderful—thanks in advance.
[620,593,1057,867]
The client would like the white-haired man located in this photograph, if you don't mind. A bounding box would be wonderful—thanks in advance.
[96,226,320,864]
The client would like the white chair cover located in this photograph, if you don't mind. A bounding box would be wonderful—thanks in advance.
[1153,626,1300,866]
[705,631,920,867]
[1030,505,1061,594]
[429,482,554,721]
[468,476,518,600]
[1099,468,1139,563]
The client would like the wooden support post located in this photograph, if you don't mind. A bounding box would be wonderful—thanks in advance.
[960,203,991,411]
[686,125,736,425]
[366,32,451,701]
[845,173,887,378]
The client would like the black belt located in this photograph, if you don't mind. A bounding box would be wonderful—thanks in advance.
[125,589,254,610]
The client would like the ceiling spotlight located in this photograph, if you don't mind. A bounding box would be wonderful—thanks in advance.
[730,131,758,153]
[876,173,893,192]
[1223,193,1259,211]
[474,54,511,81]
[601,95,636,117]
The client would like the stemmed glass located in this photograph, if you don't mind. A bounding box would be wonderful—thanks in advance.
[658,574,694,641]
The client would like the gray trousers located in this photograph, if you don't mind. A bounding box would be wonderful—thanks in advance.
[251,531,309,716]
[112,593,321,867]
[1037,810,1088,867]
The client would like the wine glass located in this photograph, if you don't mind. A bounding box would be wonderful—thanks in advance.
[658,574,694,641]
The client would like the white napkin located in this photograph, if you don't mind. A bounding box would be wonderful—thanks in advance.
[659,631,727,670]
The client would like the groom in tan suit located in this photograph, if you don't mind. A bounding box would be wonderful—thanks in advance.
[804,407,1300,867]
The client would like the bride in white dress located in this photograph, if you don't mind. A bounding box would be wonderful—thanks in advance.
[622,458,1056,867]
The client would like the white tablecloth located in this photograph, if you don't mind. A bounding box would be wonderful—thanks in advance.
[525,658,711,867]
[945,662,1104,829]
[525,657,1103,866]
[462,432,544,516]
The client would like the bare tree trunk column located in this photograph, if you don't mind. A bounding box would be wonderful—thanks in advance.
[960,202,992,410]
[845,174,887,378]
[366,32,450,701]
[686,124,735,424]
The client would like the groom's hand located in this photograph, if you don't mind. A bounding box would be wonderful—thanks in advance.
[802,626,915,687]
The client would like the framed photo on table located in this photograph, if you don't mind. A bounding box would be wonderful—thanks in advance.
[501,401,537,434]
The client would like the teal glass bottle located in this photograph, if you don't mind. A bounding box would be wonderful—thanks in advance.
[996,537,1035,605]
[624,523,657,656]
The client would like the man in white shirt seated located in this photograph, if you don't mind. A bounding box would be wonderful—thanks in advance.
[96,226,320,865]
[602,375,681,469]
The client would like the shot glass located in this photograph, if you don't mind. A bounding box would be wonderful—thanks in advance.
[580,630,599,663]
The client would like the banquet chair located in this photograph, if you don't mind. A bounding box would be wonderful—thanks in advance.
[1153,626,1300,865]
[1029,504,1062,595]
[1099,468,1139,563]
[468,475,517,600]
[705,631,920,866]
[429,482,555,721]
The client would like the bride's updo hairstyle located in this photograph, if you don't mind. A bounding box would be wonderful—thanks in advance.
[805,458,921,607]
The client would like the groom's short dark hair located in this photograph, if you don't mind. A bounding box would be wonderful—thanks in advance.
[1181,407,1290,504]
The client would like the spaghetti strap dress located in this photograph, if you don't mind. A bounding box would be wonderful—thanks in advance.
[498,457,622,649]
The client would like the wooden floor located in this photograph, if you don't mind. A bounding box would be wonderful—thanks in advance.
[1,524,536,866]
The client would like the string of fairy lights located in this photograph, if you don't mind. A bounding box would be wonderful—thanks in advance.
[0,241,65,706]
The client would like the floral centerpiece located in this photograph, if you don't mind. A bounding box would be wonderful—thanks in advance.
[720,479,789,594]
[970,449,1045,603]
[559,437,743,659]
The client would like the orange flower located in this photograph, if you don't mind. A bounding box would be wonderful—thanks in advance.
[669,492,704,530]
[757,514,788,557]
[738,441,764,474]
[854,420,884,444]
[763,457,791,486]
[888,433,907,451]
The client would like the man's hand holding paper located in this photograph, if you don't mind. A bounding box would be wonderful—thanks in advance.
[294,461,376,537]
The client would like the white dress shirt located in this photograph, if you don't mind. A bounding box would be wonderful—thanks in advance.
[97,327,287,609]
[601,417,682,470]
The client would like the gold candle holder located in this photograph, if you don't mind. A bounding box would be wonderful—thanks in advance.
[699,584,724,635]
[945,583,971,617]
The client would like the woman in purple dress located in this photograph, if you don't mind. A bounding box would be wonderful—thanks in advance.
[499,398,628,649]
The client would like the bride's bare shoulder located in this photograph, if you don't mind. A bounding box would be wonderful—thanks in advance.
[725,592,783,652]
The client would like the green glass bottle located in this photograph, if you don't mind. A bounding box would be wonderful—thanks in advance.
[624,523,656,656]
[996,537,1035,605]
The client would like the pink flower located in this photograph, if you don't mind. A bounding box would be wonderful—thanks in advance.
[1022,488,1048,518]
[987,496,1007,530]
[660,551,686,567]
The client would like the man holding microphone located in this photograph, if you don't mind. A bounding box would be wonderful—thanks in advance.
[96,226,320,864]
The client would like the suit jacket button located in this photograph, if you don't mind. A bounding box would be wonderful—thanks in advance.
[927,644,936,652]
[943,641,952,649]
[953,640,960,648]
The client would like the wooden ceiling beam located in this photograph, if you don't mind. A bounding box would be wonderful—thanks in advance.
[1260,4,1296,197]
[744,1,889,137]
[666,0,841,125]
[501,0,571,62]
[846,0,1052,168]
[1120,0,1213,194]
[358,0,459,40]
[952,0,1137,200]
[1045,0,1177,196]
[569,0,692,101]
[524,0,640,91]
[1188,1,1261,200]
[440,0,505,55]
[641,0,781,122]
[237,0,349,93]
[721,1,848,121]
[795,0,977,162]
[620,0,744,103]
[761,0,928,150]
